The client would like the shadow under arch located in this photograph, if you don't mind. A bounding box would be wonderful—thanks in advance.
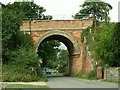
[35,30,80,56]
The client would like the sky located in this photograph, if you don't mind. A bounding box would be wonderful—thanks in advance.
[0,0,120,22]
[0,0,119,49]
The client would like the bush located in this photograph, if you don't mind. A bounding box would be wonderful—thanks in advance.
[2,63,47,82]
[87,70,97,80]
[2,48,47,82]
[64,72,70,76]
[78,70,97,80]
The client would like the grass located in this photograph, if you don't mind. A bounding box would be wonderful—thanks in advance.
[101,79,119,83]
[77,70,97,80]
[1,83,49,88]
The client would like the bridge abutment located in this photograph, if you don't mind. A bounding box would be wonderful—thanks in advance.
[69,54,82,75]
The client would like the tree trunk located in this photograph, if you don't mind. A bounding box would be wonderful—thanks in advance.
[93,13,96,33]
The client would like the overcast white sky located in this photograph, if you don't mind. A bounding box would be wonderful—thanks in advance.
[0,0,120,22]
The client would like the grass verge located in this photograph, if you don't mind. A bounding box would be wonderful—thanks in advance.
[1,83,49,88]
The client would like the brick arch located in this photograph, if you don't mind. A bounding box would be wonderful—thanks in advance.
[20,19,94,75]
[35,30,80,56]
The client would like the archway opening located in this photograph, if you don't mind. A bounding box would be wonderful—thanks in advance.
[37,34,76,76]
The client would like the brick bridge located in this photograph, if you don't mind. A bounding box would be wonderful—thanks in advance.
[20,19,93,75]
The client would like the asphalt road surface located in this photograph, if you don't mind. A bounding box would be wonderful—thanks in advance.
[47,77,118,88]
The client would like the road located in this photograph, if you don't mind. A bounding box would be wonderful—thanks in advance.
[47,77,118,88]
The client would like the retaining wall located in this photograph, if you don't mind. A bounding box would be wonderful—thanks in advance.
[104,67,120,82]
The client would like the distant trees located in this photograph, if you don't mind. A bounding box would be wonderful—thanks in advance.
[74,0,112,32]
[37,40,60,68]
[37,40,69,72]
[57,49,69,73]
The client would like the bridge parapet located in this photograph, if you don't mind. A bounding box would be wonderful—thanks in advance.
[20,19,93,31]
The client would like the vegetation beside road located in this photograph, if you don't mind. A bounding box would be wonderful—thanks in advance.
[74,0,120,80]
[2,84,48,88]
[77,70,97,80]
[2,1,50,82]
[77,21,120,81]
[2,1,68,82]
[81,22,120,67]
[74,0,120,67]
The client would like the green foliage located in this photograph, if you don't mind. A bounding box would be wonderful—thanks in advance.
[78,70,97,80]
[74,0,112,33]
[9,48,38,67]
[15,31,33,48]
[2,7,24,62]
[81,26,96,60]
[81,22,120,67]
[110,23,120,66]
[81,26,94,42]
[74,0,112,22]
[87,70,97,80]
[2,8,23,50]
[2,1,50,82]
[43,15,53,20]
[2,48,47,82]
[4,2,45,19]
[3,1,52,20]
[37,40,69,73]
[2,1,48,61]
[37,40,60,68]
[94,23,115,66]
[58,49,69,73]
[2,32,33,63]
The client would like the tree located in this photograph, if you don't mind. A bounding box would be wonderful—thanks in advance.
[43,15,53,20]
[2,1,50,81]
[2,7,23,62]
[2,1,53,62]
[58,49,69,73]
[110,23,120,66]
[74,0,112,32]
[94,22,120,67]
[3,1,52,20]
[4,2,45,19]
[37,40,60,68]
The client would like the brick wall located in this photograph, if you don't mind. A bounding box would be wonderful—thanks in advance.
[20,19,93,31]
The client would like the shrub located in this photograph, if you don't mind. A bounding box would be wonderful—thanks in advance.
[78,70,97,80]
[2,48,47,82]
[87,70,97,80]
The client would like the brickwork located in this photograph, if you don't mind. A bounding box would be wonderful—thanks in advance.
[97,67,103,79]
[20,19,93,75]
[20,19,93,31]
[80,43,94,73]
